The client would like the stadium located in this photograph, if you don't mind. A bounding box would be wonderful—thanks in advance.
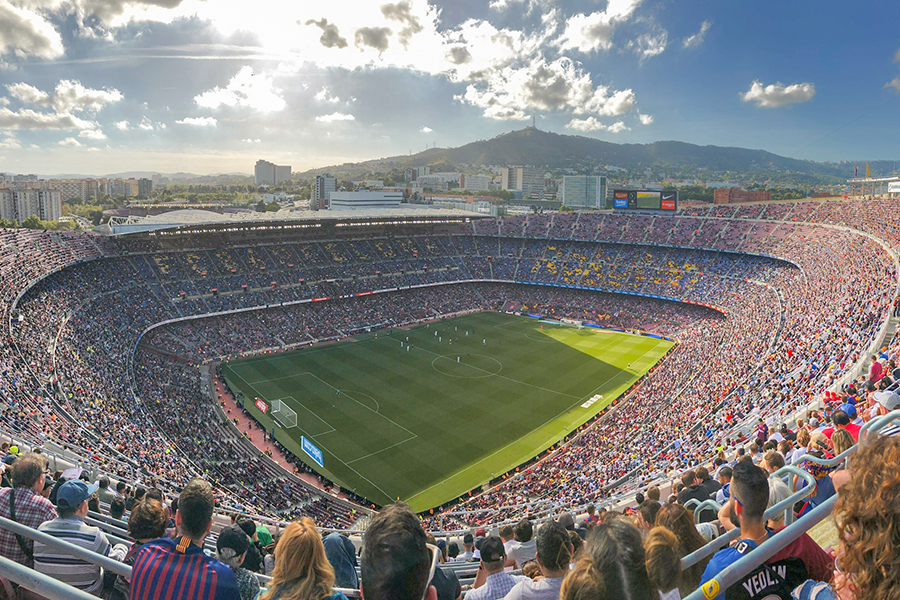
[1,198,899,599]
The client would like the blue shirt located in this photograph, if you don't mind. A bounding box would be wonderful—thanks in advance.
[130,536,240,600]
[700,539,760,600]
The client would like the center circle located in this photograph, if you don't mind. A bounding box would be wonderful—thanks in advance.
[431,354,503,379]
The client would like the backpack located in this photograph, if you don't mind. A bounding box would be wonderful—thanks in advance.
[725,540,808,600]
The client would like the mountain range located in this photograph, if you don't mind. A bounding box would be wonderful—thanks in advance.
[300,128,895,182]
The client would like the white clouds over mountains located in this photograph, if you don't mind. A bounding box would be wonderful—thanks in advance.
[741,80,816,108]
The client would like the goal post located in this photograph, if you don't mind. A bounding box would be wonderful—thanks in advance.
[271,399,298,429]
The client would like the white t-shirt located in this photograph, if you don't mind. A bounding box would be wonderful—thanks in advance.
[507,539,536,566]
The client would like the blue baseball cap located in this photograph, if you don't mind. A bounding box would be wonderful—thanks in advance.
[839,403,857,419]
[57,480,98,511]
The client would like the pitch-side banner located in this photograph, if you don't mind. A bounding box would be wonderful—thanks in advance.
[301,436,325,467]
[888,182,900,193]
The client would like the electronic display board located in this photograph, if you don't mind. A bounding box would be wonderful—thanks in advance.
[612,189,677,211]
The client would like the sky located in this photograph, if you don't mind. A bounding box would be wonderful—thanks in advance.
[0,0,899,175]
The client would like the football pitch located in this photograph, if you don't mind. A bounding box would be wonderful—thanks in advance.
[221,312,674,512]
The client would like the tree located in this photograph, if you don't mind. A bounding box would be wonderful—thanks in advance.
[266,200,281,211]
[256,200,267,212]
[21,215,44,229]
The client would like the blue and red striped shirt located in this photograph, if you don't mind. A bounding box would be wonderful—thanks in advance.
[129,536,240,600]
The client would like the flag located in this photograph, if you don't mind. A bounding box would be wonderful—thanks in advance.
[866,163,870,178]
[855,165,858,178]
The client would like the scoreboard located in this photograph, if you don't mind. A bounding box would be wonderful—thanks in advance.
[613,189,677,212]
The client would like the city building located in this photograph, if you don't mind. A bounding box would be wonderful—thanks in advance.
[459,174,491,192]
[254,160,292,185]
[713,187,772,204]
[311,175,337,210]
[0,184,62,222]
[138,178,153,198]
[328,191,403,209]
[501,166,542,198]
[560,176,607,209]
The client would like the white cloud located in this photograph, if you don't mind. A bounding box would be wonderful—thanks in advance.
[420,126,433,133]
[885,78,900,92]
[638,112,654,125]
[565,117,630,132]
[51,80,123,113]
[194,66,286,112]
[176,116,217,126]
[557,0,642,53]
[242,138,261,143]
[137,115,165,130]
[0,107,94,130]
[58,137,82,147]
[316,112,355,123]
[456,57,637,121]
[682,20,711,49]
[114,120,130,130]
[314,87,341,103]
[0,1,65,59]
[0,135,20,149]
[6,82,50,105]
[741,80,816,108]
[627,30,667,62]
[78,128,106,139]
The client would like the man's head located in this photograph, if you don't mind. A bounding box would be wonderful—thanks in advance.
[361,502,435,600]
[110,497,126,520]
[462,532,474,551]
[729,461,769,527]
[762,450,784,474]
[133,487,146,502]
[557,512,575,531]
[10,453,47,491]
[56,480,98,518]
[696,466,710,482]
[175,478,215,542]
[514,518,533,542]
[681,469,698,488]
[646,487,660,503]
[128,498,168,541]
[717,466,733,485]
[479,536,506,574]
[832,410,850,429]
[498,525,514,542]
[534,521,573,576]
[116,482,127,495]
[99,477,109,491]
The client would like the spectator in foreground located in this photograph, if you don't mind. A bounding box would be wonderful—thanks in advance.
[0,452,56,567]
[701,462,832,600]
[111,498,168,600]
[466,536,524,600]
[794,434,900,600]
[323,531,358,590]
[258,519,345,600]
[644,527,682,600]
[654,503,709,594]
[217,524,260,600]
[130,478,240,600]
[360,502,437,600]
[559,518,653,600]
[504,520,572,600]
[34,479,128,595]
[424,534,461,600]
[505,519,536,568]
[237,517,264,573]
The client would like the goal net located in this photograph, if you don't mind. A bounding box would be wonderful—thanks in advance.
[271,399,297,429]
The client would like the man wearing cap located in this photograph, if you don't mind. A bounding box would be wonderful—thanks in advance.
[0,452,56,567]
[34,479,129,595]
[216,524,260,600]
[467,536,525,600]
[130,478,240,600]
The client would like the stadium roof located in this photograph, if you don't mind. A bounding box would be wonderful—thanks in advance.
[96,205,484,236]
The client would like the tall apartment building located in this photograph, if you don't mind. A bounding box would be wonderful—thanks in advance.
[713,187,772,204]
[501,166,543,198]
[255,160,292,185]
[459,174,491,192]
[138,178,153,198]
[311,174,337,210]
[0,184,62,222]
[560,176,607,209]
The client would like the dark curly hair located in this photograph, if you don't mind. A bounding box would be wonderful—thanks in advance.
[834,435,900,600]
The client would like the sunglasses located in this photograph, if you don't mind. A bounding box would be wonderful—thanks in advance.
[423,543,440,600]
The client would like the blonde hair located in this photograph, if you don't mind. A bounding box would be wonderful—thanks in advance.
[260,519,335,600]
[831,429,854,457]
[644,527,681,595]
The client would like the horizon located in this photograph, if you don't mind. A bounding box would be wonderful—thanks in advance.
[1,1,899,174]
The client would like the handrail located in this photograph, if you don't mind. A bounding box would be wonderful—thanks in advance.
[681,465,816,570]
[691,499,721,523]
[0,515,131,577]
[0,554,99,600]
[683,495,838,600]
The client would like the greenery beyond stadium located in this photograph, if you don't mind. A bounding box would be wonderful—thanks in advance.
[221,312,674,512]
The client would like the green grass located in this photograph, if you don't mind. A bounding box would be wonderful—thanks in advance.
[221,312,673,512]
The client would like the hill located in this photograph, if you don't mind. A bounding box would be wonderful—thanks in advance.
[300,128,862,182]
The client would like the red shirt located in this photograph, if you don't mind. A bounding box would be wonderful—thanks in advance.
[768,528,833,584]
[822,423,861,442]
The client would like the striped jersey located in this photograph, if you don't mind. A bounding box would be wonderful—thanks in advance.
[130,536,240,600]
[34,516,127,595]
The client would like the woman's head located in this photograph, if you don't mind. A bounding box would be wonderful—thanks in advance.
[560,517,653,600]
[831,429,855,457]
[262,518,335,600]
[128,498,168,542]
[644,527,681,595]
[834,435,900,600]
[654,503,708,593]
[766,477,792,529]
